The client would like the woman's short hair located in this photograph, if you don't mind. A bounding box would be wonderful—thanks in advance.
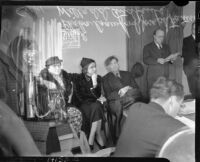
[104,55,118,67]
[150,77,184,101]
[81,62,96,74]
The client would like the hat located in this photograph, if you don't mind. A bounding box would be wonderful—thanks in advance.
[45,56,63,67]
[80,57,95,68]
[131,62,144,78]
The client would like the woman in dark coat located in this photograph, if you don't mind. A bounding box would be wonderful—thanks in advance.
[38,56,82,134]
[73,58,106,150]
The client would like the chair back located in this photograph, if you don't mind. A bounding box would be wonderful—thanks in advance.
[157,128,195,162]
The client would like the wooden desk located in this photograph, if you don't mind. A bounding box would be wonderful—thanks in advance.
[24,120,72,155]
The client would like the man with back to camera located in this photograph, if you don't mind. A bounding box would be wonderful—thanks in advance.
[143,28,180,94]
[113,77,188,157]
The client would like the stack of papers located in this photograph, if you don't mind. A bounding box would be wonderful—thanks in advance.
[178,99,195,115]
[164,52,180,62]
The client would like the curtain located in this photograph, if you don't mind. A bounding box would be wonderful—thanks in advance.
[36,18,63,75]
[126,2,183,97]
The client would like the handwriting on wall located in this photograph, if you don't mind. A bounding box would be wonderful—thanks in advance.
[56,6,194,41]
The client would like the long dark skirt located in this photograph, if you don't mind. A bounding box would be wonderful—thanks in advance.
[80,101,106,139]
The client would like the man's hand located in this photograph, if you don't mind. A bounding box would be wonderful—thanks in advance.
[118,86,131,97]
[165,52,180,63]
[97,95,107,104]
[157,58,165,64]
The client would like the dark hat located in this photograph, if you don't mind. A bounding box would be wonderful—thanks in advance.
[45,56,63,67]
[131,62,144,78]
[80,57,95,68]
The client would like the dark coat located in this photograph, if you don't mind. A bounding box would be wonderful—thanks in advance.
[102,71,141,102]
[143,42,171,90]
[182,35,199,97]
[72,73,105,138]
[38,68,78,115]
[113,102,186,157]
[0,50,23,115]
[73,73,102,106]
[182,35,198,67]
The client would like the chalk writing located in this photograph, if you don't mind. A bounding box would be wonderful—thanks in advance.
[62,28,80,48]
[56,6,195,41]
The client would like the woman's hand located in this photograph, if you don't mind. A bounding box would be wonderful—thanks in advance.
[118,86,131,97]
[97,95,107,104]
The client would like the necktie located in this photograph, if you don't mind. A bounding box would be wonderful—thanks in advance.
[116,72,120,78]
[158,44,162,49]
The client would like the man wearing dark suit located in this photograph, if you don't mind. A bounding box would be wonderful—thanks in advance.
[182,22,199,98]
[102,56,141,144]
[143,28,179,93]
[113,77,187,157]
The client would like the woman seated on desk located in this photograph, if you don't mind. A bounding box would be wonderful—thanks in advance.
[72,57,106,150]
[38,56,82,134]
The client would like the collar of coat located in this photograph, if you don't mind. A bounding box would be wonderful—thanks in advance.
[40,68,68,90]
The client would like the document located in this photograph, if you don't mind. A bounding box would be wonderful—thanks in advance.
[164,52,180,62]
[178,99,195,115]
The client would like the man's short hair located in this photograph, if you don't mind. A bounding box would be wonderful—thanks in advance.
[104,55,118,67]
[150,77,184,101]
[153,28,164,36]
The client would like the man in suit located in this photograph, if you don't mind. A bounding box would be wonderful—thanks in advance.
[102,56,141,144]
[113,77,187,157]
[143,28,179,94]
[182,22,199,98]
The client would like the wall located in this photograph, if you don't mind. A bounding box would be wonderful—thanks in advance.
[38,6,127,76]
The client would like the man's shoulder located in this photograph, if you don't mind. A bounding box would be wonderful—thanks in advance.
[128,102,148,112]
[120,70,131,76]
[144,42,154,48]
[102,72,112,80]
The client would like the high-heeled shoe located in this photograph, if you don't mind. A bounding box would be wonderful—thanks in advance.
[89,145,94,151]
[95,139,106,150]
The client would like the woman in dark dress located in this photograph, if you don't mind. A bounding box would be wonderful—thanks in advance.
[73,58,106,150]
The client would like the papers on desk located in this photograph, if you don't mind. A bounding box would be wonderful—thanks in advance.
[178,99,195,115]
[175,116,195,129]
